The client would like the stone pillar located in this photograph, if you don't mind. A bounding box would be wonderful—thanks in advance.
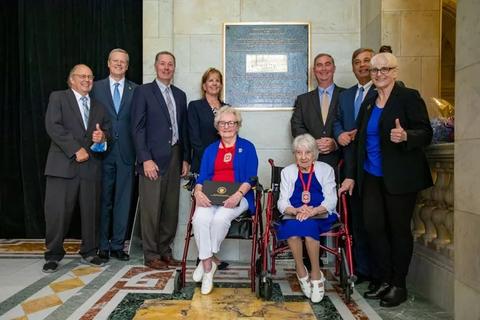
[454,0,480,319]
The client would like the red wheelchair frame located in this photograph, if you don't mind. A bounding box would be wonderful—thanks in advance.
[257,159,356,302]
[174,182,264,293]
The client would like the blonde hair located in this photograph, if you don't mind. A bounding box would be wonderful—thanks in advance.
[201,68,223,100]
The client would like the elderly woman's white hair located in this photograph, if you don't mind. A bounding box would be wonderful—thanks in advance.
[292,134,319,160]
[214,106,242,129]
[370,52,399,79]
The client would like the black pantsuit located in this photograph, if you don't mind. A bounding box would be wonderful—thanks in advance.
[362,172,417,287]
[343,84,433,288]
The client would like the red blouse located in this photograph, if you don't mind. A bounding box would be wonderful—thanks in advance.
[212,145,235,182]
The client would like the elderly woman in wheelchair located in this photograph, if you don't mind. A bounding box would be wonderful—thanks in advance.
[277,133,338,303]
[191,106,258,295]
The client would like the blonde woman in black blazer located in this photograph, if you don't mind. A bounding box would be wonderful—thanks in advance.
[340,53,433,307]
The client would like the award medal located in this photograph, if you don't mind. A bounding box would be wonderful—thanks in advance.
[221,140,234,163]
[298,164,314,204]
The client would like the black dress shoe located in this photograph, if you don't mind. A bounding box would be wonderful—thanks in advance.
[42,260,59,273]
[363,282,391,299]
[110,250,130,261]
[380,286,407,307]
[98,250,110,262]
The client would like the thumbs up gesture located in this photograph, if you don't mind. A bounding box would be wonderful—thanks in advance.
[92,123,105,143]
[390,118,407,143]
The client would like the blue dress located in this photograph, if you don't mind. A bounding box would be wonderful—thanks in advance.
[276,173,338,241]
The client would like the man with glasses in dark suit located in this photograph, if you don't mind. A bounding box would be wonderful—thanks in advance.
[43,64,110,273]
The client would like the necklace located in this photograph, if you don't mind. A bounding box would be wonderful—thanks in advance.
[298,163,314,204]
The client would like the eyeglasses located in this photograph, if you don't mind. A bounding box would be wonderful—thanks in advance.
[369,67,395,75]
[73,74,95,80]
[218,121,238,128]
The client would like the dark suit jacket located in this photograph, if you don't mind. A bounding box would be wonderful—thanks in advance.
[343,84,433,194]
[91,78,138,165]
[187,99,226,173]
[333,84,376,140]
[44,89,110,180]
[291,84,345,168]
[131,81,190,176]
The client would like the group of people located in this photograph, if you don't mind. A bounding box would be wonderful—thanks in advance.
[42,45,432,307]
[283,48,432,307]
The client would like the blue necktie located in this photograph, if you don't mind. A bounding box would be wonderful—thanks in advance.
[113,83,121,113]
[354,86,364,120]
[80,96,89,129]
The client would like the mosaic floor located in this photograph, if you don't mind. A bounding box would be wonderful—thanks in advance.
[0,240,453,320]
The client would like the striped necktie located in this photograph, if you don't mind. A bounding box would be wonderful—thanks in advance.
[164,87,178,145]
[80,96,89,129]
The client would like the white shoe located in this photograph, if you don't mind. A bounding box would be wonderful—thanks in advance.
[201,262,217,295]
[192,262,204,282]
[297,265,311,298]
[311,272,325,303]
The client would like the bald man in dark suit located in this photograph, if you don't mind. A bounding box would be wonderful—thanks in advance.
[43,64,110,273]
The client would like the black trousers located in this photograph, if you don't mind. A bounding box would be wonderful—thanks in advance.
[44,175,100,261]
[362,172,417,288]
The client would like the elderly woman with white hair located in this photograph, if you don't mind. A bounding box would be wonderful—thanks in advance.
[192,106,258,295]
[277,133,338,303]
[340,52,432,307]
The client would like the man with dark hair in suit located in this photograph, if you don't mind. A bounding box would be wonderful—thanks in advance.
[43,64,110,273]
[131,51,190,270]
[334,48,376,285]
[291,53,345,169]
[91,49,138,262]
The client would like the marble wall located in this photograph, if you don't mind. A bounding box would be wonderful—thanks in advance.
[380,0,440,101]
[143,0,362,261]
[454,1,480,319]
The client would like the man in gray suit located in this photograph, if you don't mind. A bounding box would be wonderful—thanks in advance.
[43,64,110,273]
[91,49,137,262]
[291,53,345,169]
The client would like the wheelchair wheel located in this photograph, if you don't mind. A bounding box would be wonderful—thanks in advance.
[339,248,352,303]
[173,269,183,294]
[263,276,273,300]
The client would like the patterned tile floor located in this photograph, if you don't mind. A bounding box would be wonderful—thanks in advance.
[0,240,453,320]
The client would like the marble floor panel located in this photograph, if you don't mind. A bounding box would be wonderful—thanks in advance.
[0,256,452,320]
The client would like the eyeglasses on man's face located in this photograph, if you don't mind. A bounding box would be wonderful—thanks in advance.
[369,67,395,75]
[218,121,238,128]
[73,74,95,80]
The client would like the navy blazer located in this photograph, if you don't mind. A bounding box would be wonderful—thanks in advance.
[333,84,376,140]
[291,84,345,168]
[187,99,226,173]
[343,84,433,194]
[91,77,138,165]
[131,80,190,176]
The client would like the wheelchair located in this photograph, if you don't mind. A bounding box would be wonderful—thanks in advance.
[257,159,356,302]
[174,177,264,294]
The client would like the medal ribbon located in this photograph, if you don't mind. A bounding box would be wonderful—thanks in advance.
[298,163,314,194]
